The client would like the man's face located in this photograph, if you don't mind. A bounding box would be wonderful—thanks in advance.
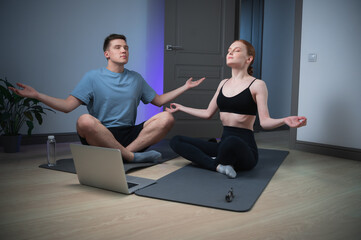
[104,39,129,65]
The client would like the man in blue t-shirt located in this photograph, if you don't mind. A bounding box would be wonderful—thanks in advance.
[10,34,205,162]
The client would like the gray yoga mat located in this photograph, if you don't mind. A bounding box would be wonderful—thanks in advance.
[39,139,178,174]
[135,148,289,212]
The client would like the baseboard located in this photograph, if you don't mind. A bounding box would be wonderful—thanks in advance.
[19,133,79,145]
[294,140,361,161]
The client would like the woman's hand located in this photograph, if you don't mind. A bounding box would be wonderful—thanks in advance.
[284,116,307,128]
[165,103,183,113]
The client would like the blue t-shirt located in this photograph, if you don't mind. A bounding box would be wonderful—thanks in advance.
[71,67,156,128]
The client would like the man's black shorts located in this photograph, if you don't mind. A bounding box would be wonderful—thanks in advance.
[79,122,147,151]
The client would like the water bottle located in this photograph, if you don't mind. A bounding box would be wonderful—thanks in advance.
[47,135,56,166]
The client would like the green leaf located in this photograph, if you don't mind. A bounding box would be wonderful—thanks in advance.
[0,85,12,99]
[1,78,55,135]
[26,121,34,135]
[32,105,44,112]
[34,111,43,125]
[0,97,4,107]
[0,78,15,88]
[43,107,56,113]
[24,111,33,121]
[0,112,11,121]
[31,98,40,104]
[24,98,32,107]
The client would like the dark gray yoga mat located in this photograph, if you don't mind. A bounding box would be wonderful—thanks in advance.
[135,148,289,212]
[39,139,178,174]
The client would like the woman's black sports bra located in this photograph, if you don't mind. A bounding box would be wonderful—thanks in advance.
[216,78,258,115]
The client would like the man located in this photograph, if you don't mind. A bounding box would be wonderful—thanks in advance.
[10,34,205,162]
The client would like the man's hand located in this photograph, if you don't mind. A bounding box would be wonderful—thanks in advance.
[152,77,206,107]
[185,77,206,90]
[8,83,39,99]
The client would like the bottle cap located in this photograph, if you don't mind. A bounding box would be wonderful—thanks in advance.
[48,135,55,140]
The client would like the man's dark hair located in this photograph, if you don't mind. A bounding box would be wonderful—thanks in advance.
[103,34,127,52]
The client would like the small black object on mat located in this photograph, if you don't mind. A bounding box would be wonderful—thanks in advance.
[39,139,179,174]
[135,148,289,212]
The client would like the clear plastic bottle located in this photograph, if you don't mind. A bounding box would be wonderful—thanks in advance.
[47,135,56,166]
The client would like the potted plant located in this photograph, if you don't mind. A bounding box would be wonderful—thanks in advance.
[0,78,55,153]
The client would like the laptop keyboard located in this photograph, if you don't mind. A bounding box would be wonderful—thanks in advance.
[127,182,138,188]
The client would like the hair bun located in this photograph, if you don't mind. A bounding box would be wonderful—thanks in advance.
[248,66,254,76]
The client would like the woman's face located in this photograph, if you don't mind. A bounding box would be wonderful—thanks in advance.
[226,41,252,68]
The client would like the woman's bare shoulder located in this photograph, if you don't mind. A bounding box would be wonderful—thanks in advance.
[253,78,265,85]
[220,78,229,84]
[253,79,267,88]
[251,79,268,95]
[216,78,229,89]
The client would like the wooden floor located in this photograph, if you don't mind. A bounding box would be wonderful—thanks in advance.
[0,131,360,240]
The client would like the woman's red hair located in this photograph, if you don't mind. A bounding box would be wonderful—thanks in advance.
[235,40,255,76]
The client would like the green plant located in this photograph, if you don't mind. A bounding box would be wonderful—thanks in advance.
[0,78,55,136]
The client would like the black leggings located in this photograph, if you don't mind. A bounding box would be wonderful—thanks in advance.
[170,126,258,172]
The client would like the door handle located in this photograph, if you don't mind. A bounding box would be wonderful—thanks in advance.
[166,44,183,51]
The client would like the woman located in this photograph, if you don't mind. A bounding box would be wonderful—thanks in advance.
[166,40,307,178]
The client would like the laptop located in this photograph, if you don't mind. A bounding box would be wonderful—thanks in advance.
[70,144,156,194]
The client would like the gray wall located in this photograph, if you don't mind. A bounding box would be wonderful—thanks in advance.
[297,0,361,150]
[262,0,295,118]
[0,0,164,134]
[5,0,358,152]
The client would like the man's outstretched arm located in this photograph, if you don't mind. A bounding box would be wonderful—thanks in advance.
[151,77,205,107]
[9,83,82,113]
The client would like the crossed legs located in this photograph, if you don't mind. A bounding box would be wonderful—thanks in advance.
[169,136,237,178]
[170,132,258,178]
[76,111,174,162]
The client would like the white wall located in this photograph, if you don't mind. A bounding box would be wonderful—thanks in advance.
[0,0,164,134]
[297,0,361,149]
